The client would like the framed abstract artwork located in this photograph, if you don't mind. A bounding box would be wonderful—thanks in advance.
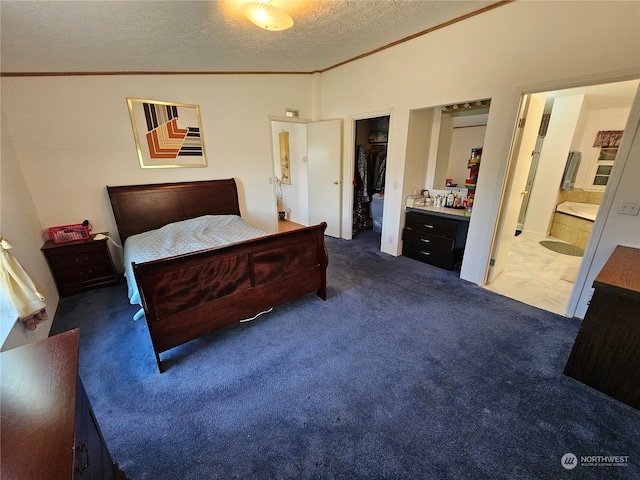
[126,98,207,168]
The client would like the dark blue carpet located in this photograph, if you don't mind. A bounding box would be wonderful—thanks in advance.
[50,229,640,479]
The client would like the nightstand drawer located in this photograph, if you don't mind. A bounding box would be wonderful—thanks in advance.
[42,232,118,297]
[56,248,107,268]
[59,262,115,285]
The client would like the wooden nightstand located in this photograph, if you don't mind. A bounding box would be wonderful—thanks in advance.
[41,232,118,297]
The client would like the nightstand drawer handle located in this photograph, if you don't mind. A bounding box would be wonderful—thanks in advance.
[420,251,431,256]
[420,238,431,243]
[424,224,434,229]
[75,255,90,262]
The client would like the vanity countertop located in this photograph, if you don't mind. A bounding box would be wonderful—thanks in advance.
[406,205,471,221]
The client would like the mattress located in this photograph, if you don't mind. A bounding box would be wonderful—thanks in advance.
[123,215,267,308]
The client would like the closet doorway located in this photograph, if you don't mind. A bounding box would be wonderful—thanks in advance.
[352,115,390,242]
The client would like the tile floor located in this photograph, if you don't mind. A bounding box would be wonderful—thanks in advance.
[483,231,583,316]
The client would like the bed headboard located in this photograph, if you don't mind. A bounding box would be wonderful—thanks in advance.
[107,179,241,243]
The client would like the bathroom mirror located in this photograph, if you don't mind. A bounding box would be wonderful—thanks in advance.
[432,99,491,190]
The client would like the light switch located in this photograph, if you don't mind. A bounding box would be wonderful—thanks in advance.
[617,201,640,216]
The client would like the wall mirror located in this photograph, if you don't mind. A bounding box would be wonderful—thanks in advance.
[430,99,491,190]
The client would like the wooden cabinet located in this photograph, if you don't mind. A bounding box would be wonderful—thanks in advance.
[564,245,640,409]
[42,232,118,297]
[402,210,469,270]
[1,329,126,479]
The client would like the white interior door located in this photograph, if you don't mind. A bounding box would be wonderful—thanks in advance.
[308,119,343,238]
[487,94,545,282]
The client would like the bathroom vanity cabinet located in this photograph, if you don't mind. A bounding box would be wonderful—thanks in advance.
[402,208,470,271]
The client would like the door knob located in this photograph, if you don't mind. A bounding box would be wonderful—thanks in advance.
[333,181,340,185]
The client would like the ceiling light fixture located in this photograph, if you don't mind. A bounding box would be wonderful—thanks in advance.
[241,1,294,31]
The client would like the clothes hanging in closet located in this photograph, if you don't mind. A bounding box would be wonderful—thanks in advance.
[371,149,387,192]
[354,145,370,230]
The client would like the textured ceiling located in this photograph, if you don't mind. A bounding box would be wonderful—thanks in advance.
[0,0,506,74]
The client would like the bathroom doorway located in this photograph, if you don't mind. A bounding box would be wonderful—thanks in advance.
[485,79,639,316]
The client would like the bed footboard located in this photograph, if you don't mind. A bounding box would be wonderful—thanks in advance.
[133,223,328,371]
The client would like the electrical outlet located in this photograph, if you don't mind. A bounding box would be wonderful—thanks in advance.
[617,201,640,216]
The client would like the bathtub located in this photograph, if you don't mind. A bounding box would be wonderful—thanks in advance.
[556,201,599,221]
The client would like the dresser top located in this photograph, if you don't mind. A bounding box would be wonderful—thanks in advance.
[594,245,640,298]
[1,330,79,480]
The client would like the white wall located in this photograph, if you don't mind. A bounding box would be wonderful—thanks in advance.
[1,75,313,267]
[1,112,59,350]
[320,1,640,290]
[526,95,586,235]
[575,106,632,190]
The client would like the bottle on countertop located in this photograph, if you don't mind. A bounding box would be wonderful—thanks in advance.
[446,192,454,207]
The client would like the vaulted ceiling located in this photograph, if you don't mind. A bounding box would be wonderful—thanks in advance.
[0,0,507,75]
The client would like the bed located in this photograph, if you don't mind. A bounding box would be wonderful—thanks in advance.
[107,179,328,372]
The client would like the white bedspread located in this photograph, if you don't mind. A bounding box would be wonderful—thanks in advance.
[123,215,267,307]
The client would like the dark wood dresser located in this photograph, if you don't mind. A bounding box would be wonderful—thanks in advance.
[564,245,640,409]
[1,329,126,479]
[402,208,470,270]
[42,232,118,297]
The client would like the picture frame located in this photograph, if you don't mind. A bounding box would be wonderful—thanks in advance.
[126,98,207,168]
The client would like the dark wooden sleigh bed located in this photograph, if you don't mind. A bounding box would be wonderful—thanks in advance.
[107,179,328,372]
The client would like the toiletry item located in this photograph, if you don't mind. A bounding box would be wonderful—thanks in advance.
[466,195,474,212]
[406,195,425,207]
[446,192,454,207]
